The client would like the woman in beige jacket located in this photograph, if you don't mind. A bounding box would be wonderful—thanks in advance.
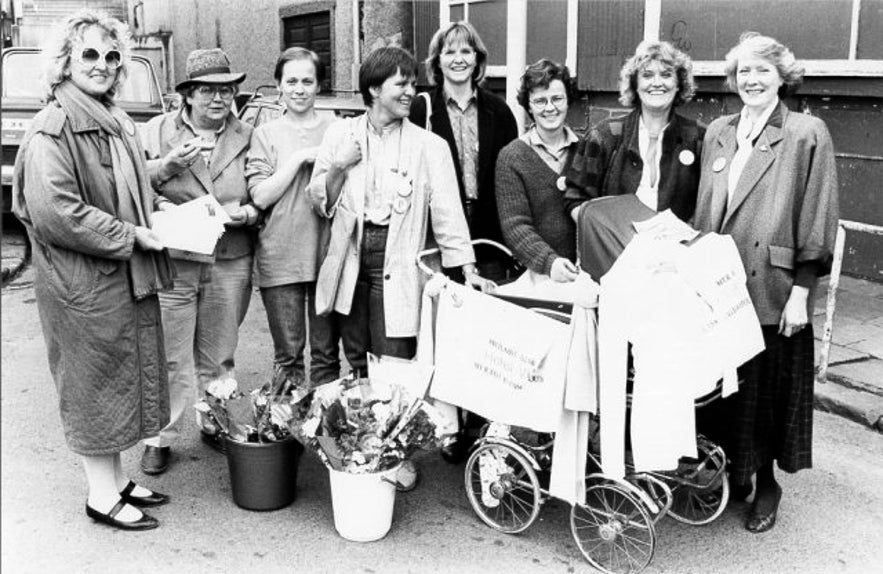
[309,46,492,376]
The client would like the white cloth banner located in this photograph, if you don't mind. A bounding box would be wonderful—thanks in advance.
[429,283,570,432]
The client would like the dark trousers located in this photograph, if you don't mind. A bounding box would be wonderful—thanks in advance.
[260,281,341,387]
[337,224,416,374]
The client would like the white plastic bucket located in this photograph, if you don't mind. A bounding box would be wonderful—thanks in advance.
[328,464,399,542]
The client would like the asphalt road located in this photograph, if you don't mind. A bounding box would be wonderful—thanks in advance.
[2,266,882,574]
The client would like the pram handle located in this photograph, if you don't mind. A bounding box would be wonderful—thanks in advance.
[416,239,513,277]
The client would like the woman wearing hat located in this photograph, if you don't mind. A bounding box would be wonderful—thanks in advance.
[139,48,258,474]
[13,10,173,530]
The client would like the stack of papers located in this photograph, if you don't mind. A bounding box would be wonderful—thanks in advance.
[151,195,229,255]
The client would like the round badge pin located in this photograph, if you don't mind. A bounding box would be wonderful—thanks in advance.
[712,157,727,172]
[123,118,136,136]
[393,196,410,214]
[679,150,695,166]
[556,176,567,191]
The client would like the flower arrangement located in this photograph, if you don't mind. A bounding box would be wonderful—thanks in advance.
[289,375,456,473]
[195,368,310,443]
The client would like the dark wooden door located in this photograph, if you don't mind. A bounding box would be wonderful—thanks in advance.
[283,11,332,92]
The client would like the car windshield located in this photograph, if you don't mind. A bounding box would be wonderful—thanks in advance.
[2,51,158,104]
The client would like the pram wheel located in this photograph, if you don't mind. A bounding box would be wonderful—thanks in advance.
[465,441,541,534]
[664,436,729,525]
[571,483,656,574]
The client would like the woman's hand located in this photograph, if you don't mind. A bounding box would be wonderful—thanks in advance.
[463,267,496,293]
[134,226,164,251]
[161,139,201,175]
[550,258,579,283]
[334,137,361,172]
[778,285,810,337]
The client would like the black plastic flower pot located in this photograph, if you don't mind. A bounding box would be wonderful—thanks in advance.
[225,436,304,511]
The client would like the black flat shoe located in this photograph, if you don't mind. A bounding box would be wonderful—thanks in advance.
[86,499,159,531]
[746,484,782,533]
[120,480,169,507]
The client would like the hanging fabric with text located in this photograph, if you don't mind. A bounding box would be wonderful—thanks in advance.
[429,284,570,432]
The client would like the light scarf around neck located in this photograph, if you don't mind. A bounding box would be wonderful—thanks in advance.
[53,81,174,299]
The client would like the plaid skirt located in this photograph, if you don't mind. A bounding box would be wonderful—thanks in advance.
[697,326,815,484]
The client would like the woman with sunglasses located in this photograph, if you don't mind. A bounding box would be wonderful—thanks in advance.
[563,41,703,279]
[139,48,258,474]
[13,10,173,530]
[496,59,580,283]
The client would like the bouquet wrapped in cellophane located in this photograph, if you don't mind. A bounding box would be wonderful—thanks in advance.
[286,356,456,473]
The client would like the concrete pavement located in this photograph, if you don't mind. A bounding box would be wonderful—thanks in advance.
[2,225,882,432]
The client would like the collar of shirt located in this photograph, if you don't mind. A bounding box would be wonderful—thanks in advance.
[523,125,579,154]
[736,97,779,145]
[444,87,477,113]
[637,116,670,161]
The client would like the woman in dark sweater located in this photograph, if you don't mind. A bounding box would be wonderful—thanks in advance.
[496,59,579,282]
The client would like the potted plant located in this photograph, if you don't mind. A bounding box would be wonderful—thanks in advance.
[195,368,309,511]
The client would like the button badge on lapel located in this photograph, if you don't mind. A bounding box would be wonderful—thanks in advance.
[712,157,727,172]
[678,150,695,166]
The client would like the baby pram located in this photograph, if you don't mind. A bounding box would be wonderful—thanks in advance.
[417,239,732,574]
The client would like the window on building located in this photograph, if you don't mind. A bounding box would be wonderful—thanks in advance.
[283,11,332,91]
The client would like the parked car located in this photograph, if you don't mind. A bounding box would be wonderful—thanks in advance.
[237,85,365,129]
[1,47,166,212]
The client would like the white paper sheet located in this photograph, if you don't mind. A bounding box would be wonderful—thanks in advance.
[151,194,229,254]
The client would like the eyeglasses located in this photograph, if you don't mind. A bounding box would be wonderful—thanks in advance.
[193,85,236,100]
[529,95,567,109]
[73,47,122,70]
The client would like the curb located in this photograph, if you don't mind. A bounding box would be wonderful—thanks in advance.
[815,377,883,433]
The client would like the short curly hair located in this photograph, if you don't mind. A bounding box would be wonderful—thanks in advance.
[42,9,133,101]
[724,32,805,98]
[424,21,488,87]
[516,59,577,119]
[618,40,695,108]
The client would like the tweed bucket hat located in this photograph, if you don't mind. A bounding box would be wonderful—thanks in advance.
[175,48,246,91]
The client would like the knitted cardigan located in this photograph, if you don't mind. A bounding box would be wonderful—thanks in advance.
[495,139,576,275]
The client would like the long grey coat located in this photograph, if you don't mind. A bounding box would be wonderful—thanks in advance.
[13,102,170,455]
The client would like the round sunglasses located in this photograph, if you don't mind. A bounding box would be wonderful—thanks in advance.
[73,46,123,70]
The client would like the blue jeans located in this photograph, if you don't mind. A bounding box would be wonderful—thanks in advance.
[260,281,341,387]
[337,224,416,374]
[145,255,253,447]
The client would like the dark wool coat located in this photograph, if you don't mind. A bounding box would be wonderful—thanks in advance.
[564,109,704,222]
[12,102,170,455]
[410,86,518,243]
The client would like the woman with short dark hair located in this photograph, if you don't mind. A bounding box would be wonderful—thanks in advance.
[694,32,839,533]
[309,46,492,376]
[13,10,173,530]
[496,59,580,283]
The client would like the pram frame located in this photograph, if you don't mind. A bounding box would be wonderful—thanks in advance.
[418,240,730,574]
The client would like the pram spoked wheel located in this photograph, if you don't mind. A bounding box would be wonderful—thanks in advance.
[664,436,729,525]
[465,441,541,533]
[570,483,656,574]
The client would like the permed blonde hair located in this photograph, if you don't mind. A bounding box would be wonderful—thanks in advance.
[723,32,805,97]
[42,9,133,101]
[618,40,696,108]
